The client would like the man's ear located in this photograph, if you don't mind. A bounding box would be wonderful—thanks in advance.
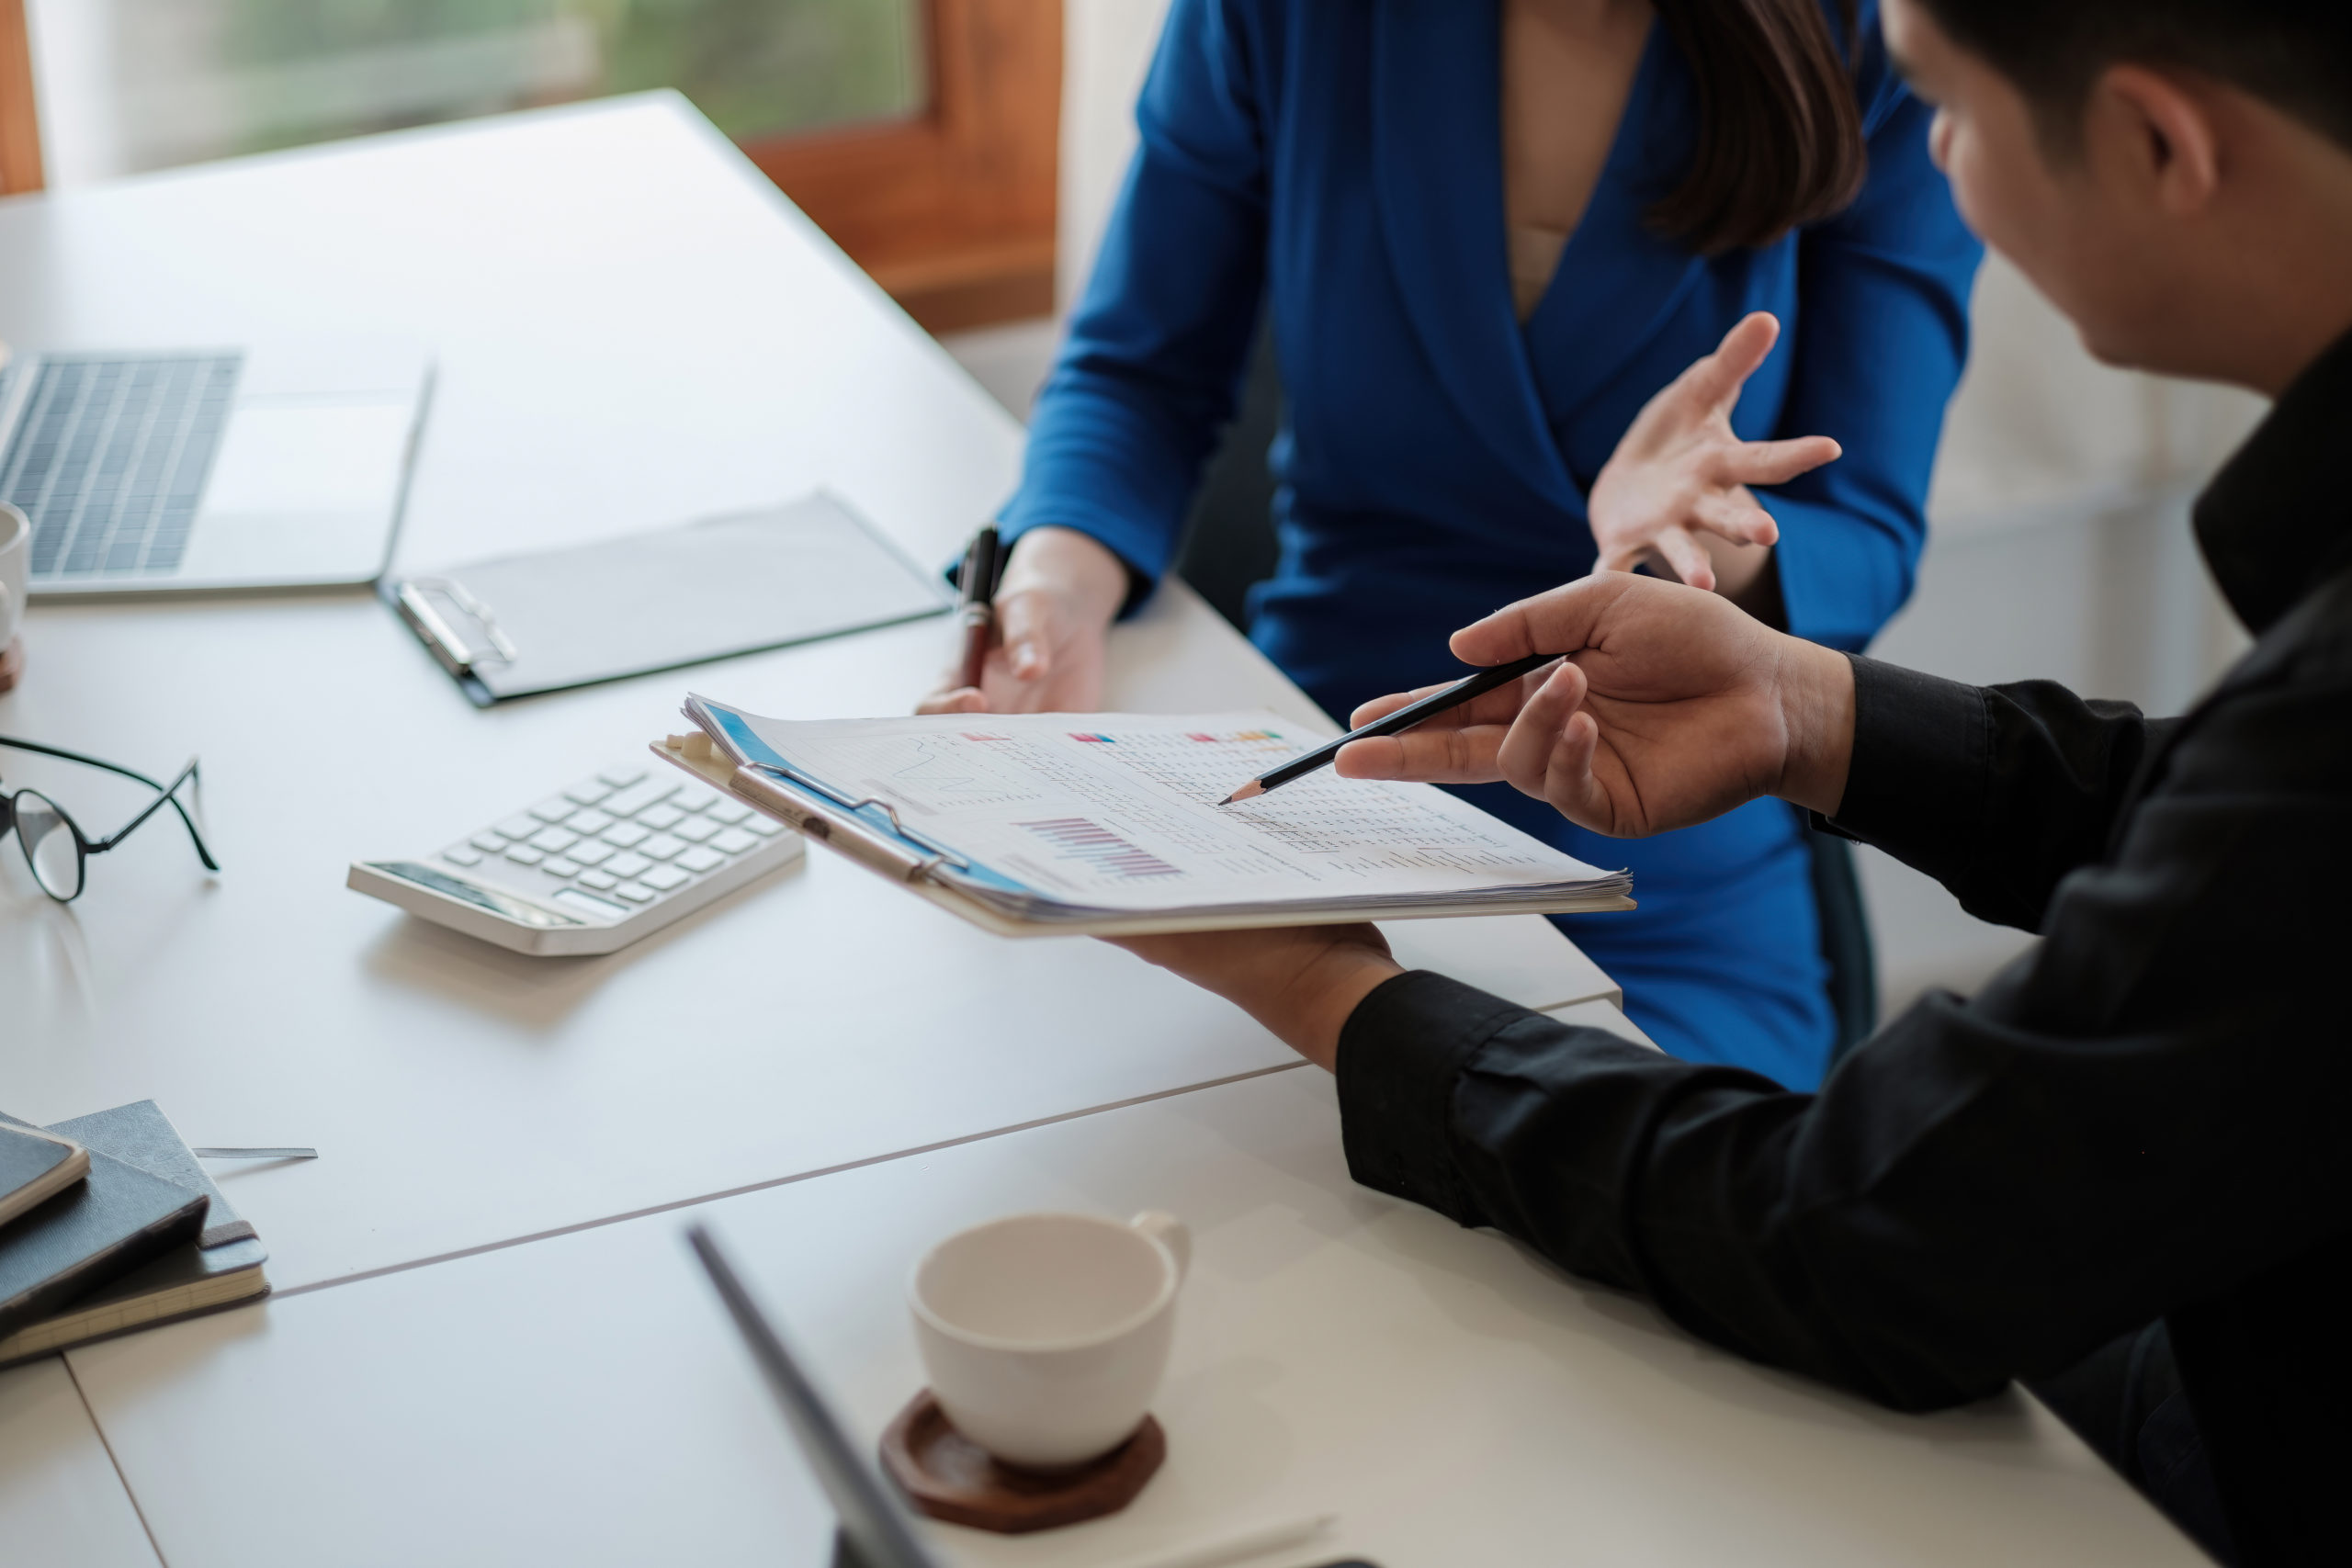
[2092,64,2222,216]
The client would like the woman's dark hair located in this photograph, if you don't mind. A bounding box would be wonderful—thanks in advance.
[1649,0,1868,255]
[1916,0,2352,155]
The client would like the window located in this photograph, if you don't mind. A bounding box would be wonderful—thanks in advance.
[0,0,1057,331]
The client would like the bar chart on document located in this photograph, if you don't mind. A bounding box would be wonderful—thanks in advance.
[684,702,1634,924]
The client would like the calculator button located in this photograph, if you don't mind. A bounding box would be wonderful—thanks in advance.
[562,780,614,807]
[553,887,630,920]
[672,817,719,844]
[565,809,615,836]
[709,828,756,855]
[528,796,576,823]
[597,764,648,788]
[469,831,510,853]
[636,805,685,831]
[741,816,784,838]
[604,852,652,879]
[641,864,692,892]
[704,800,752,825]
[601,822,651,850]
[577,869,620,891]
[526,827,582,854]
[672,786,718,812]
[601,778,676,817]
[543,857,584,879]
[675,846,725,874]
[442,846,483,866]
[504,846,546,867]
[496,815,540,840]
[611,880,657,904]
[638,834,686,862]
[569,841,615,868]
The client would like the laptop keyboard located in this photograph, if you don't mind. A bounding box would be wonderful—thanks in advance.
[0,352,242,579]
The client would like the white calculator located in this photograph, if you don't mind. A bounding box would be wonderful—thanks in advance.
[347,758,805,955]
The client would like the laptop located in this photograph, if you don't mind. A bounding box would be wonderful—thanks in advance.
[687,1224,1373,1568]
[688,1224,968,1568]
[0,339,432,597]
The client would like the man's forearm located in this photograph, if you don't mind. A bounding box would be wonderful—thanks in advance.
[1772,637,1858,818]
[1826,661,2166,931]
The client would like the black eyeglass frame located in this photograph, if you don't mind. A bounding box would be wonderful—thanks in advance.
[0,736,221,902]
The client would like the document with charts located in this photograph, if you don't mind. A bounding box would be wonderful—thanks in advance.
[657,696,1634,936]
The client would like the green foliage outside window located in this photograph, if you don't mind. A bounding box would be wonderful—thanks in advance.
[105,0,922,169]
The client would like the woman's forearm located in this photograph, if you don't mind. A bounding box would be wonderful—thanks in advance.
[1709,536,1785,626]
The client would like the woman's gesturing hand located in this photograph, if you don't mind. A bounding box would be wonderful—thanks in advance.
[1335,574,1857,838]
[1587,311,1841,596]
[918,527,1128,716]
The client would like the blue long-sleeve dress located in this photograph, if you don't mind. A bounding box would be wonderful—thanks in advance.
[1000,0,1983,1089]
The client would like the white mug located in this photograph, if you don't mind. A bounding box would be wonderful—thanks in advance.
[0,502,26,654]
[910,1210,1190,1470]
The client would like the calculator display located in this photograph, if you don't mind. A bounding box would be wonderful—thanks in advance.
[365,861,582,929]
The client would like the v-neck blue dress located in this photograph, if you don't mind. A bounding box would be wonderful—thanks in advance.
[1000,0,1982,1089]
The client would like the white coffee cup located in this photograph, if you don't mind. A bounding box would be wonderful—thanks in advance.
[910,1210,1190,1471]
[0,502,27,654]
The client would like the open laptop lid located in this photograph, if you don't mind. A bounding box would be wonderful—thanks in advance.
[3,338,432,596]
[688,1225,942,1568]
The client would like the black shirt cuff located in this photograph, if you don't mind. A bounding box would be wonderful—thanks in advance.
[1336,970,1539,1227]
[1824,655,1989,851]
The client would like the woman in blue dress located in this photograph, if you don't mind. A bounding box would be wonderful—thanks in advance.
[922,0,1981,1090]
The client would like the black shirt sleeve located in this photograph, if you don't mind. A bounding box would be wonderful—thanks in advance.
[1336,653,2352,1415]
[1828,658,2175,932]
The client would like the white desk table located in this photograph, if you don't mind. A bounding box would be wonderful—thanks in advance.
[0,95,2195,1568]
[0,1359,159,1567]
[0,94,1616,1294]
[66,1066,2201,1568]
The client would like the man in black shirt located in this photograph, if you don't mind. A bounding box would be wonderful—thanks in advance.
[1106,1,2352,1562]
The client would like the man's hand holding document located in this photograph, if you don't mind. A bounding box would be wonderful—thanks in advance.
[656,695,1631,938]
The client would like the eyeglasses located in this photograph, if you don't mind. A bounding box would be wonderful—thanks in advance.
[0,736,220,902]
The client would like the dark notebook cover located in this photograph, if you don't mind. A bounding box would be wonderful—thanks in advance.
[0,1103,271,1369]
[0,1112,207,1340]
[49,1101,254,1249]
[0,1124,86,1228]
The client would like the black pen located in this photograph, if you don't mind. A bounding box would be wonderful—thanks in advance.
[955,525,1001,691]
[1217,651,1561,805]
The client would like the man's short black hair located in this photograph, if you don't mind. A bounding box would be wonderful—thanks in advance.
[1917,0,2352,152]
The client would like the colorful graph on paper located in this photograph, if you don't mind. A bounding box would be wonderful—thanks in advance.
[700,705,1624,916]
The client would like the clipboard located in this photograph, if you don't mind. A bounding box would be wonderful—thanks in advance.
[649,705,1637,941]
[386,492,952,705]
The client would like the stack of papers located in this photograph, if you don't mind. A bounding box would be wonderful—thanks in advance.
[684,698,1631,931]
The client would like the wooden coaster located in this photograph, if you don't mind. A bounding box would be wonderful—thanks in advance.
[878,1389,1164,1534]
[0,638,19,694]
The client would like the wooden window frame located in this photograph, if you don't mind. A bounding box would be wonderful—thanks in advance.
[0,0,1057,331]
[747,0,1061,333]
[0,0,41,196]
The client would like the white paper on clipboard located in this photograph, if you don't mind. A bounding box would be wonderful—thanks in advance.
[389,491,951,703]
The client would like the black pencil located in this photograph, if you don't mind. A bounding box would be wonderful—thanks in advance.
[1217,651,1562,805]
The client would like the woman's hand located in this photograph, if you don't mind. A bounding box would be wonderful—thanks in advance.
[1102,924,1403,1072]
[1587,312,1840,601]
[918,527,1128,715]
[1335,573,1857,837]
